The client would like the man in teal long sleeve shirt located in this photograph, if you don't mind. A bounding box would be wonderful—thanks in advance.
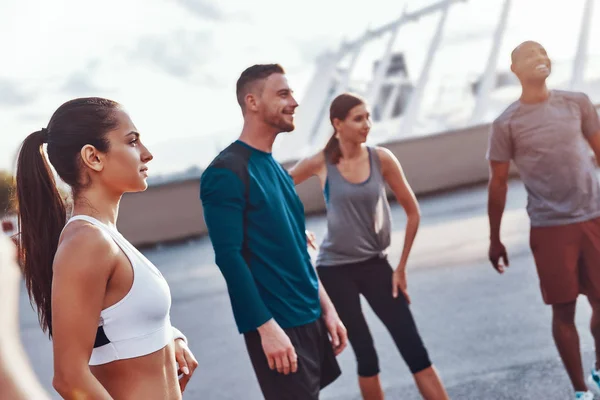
[200,64,347,399]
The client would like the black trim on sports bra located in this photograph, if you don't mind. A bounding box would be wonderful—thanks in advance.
[94,326,110,348]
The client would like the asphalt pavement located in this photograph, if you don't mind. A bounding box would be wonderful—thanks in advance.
[18,178,599,399]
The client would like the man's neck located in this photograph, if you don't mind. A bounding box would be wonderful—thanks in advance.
[520,82,550,104]
[238,121,278,153]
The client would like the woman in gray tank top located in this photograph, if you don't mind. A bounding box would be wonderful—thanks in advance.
[290,93,449,400]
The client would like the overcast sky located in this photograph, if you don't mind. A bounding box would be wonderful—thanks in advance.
[1,0,598,174]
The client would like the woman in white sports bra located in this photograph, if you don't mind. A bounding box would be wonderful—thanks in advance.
[14,97,198,399]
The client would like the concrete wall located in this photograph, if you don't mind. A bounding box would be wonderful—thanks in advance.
[120,103,600,246]
[118,180,206,246]
[118,121,510,246]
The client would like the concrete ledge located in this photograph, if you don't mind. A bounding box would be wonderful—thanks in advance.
[118,121,511,246]
[118,104,599,246]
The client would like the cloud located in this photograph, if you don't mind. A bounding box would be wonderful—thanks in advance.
[173,0,252,24]
[294,35,339,64]
[175,0,224,21]
[18,112,47,123]
[130,30,216,79]
[60,59,105,96]
[0,80,35,107]
[61,72,103,96]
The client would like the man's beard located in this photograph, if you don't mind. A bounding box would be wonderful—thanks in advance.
[266,113,295,133]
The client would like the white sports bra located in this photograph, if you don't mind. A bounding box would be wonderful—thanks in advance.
[62,215,179,366]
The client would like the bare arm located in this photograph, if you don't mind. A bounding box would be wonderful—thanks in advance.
[579,94,600,164]
[377,147,419,301]
[488,161,510,243]
[317,279,347,355]
[585,131,600,166]
[289,152,328,250]
[0,236,50,400]
[288,151,326,186]
[51,225,118,399]
[488,160,510,273]
[377,147,420,270]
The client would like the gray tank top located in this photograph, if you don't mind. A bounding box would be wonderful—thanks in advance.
[316,147,392,266]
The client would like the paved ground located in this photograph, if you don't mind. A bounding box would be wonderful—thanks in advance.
[18,178,600,399]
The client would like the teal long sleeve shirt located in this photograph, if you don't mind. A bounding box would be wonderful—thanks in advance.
[200,140,321,333]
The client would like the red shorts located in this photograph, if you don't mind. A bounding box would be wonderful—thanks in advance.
[530,216,600,304]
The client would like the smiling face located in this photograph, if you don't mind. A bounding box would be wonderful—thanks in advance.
[257,73,298,133]
[511,41,552,84]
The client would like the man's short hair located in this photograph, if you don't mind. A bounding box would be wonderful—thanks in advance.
[236,64,285,109]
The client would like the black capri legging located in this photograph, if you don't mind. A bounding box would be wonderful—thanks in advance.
[317,255,432,377]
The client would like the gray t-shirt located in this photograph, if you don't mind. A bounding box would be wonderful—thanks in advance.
[487,90,600,227]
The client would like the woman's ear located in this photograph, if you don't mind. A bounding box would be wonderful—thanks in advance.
[80,145,105,172]
[332,118,343,135]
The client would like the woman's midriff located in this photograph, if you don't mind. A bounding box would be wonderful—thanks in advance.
[90,341,181,400]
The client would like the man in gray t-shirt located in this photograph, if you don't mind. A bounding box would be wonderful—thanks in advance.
[486,41,600,399]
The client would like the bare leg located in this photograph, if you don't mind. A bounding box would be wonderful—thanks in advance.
[588,298,600,371]
[358,375,385,400]
[552,301,586,392]
[413,366,450,400]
